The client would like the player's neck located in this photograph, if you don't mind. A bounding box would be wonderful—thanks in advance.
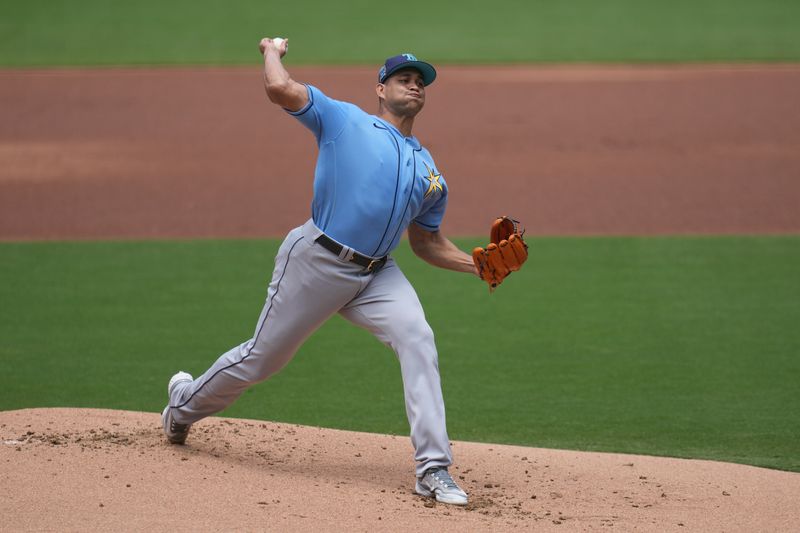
[378,110,415,138]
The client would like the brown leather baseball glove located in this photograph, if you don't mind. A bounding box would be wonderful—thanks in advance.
[472,216,528,290]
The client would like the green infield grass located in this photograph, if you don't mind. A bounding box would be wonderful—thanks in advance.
[1,236,798,472]
[2,0,799,66]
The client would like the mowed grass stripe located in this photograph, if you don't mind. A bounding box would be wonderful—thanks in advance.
[2,0,800,66]
[1,236,798,472]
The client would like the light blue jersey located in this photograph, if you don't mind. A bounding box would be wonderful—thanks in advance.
[288,85,448,257]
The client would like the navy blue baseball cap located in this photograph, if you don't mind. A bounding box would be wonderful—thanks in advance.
[378,53,437,86]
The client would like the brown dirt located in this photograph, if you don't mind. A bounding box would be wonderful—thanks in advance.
[1,65,799,239]
[2,65,799,531]
[3,408,799,532]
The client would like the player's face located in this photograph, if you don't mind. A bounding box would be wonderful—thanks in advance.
[379,68,426,116]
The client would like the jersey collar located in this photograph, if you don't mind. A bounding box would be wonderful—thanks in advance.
[372,116,421,149]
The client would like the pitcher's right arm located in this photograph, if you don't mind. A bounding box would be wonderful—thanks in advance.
[259,37,308,112]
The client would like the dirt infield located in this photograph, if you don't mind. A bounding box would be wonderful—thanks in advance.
[3,408,799,532]
[1,65,799,239]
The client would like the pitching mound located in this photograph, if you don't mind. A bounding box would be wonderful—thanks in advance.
[2,409,798,531]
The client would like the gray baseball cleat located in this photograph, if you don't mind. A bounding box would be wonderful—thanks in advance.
[161,371,193,445]
[415,467,468,506]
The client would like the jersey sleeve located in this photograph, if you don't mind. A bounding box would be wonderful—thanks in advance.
[286,84,348,145]
[413,189,448,232]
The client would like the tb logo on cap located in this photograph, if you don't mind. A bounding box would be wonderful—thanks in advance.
[402,53,418,61]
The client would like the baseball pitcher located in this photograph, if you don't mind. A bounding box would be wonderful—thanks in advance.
[161,38,527,506]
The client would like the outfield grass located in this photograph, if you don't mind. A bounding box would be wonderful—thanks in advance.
[1,236,798,472]
[1,0,799,66]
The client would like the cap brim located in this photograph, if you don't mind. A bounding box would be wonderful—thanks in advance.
[383,61,437,86]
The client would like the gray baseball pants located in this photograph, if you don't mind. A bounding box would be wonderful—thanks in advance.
[168,219,453,477]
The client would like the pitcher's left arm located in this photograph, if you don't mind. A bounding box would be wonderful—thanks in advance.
[407,223,478,276]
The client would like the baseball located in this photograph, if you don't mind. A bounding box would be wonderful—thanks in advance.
[273,37,286,50]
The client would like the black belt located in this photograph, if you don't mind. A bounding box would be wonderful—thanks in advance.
[315,233,388,273]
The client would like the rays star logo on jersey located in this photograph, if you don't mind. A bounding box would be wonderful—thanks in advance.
[422,162,443,198]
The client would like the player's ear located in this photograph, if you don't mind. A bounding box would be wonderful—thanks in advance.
[375,83,387,111]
